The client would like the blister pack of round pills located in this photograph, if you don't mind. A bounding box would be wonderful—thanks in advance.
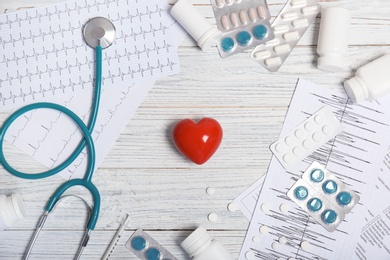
[270,106,344,169]
[126,229,177,260]
[251,0,321,71]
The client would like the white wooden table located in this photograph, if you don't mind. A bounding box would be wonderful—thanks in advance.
[0,0,389,259]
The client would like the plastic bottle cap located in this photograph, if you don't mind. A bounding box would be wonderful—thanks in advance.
[198,27,221,50]
[181,227,212,257]
[343,77,368,103]
[317,55,344,72]
[11,193,26,220]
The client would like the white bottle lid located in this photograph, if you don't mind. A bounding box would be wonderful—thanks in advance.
[0,194,26,229]
[170,0,221,50]
[343,76,369,103]
[181,226,212,257]
[10,193,26,220]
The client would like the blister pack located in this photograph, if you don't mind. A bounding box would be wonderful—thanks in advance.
[251,0,321,71]
[287,161,360,232]
[270,106,344,169]
[125,229,177,260]
[210,0,275,58]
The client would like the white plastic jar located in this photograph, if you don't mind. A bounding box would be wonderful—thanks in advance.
[343,53,390,103]
[181,226,234,260]
[0,193,26,230]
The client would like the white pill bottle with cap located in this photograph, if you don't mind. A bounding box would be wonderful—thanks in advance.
[343,53,390,103]
[0,193,26,230]
[181,226,234,260]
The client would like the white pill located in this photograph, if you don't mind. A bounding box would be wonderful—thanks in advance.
[300,240,310,251]
[206,187,215,195]
[275,142,287,153]
[257,5,268,19]
[273,24,289,34]
[279,236,287,244]
[314,115,324,124]
[265,38,280,47]
[282,11,298,21]
[312,132,322,142]
[294,129,305,139]
[245,251,256,260]
[265,57,282,67]
[274,44,291,54]
[208,213,218,222]
[284,136,295,146]
[261,203,270,212]
[280,203,290,213]
[293,18,309,29]
[216,0,224,7]
[248,8,258,22]
[283,154,294,164]
[290,0,306,7]
[227,202,238,212]
[253,50,271,60]
[283,31,300,42]
[303,139,314,149]
[259,225,269,234]
[293,146,304,156]
[304,121,314,131]
[272,242,282,250]
[252,236,260,243]
[302,5,318,16]
[322,125,333,135]
[230,12,240,28]
[221,15,231,30]
[239,10,249,26]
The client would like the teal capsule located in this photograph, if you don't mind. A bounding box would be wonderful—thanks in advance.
[322,209,337,224]
[337,191,352,206]
[310,168,324,183]
[307,198,322,212]
[323,180,338,194]
[294,186,308,200]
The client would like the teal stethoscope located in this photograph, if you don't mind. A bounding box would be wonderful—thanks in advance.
[0,17,116,259]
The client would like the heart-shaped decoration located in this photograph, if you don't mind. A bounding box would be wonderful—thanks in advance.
[172,118,223,165]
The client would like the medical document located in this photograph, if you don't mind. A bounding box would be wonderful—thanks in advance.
[239,79,390,260]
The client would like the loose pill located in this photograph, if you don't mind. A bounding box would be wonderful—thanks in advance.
[253,50,271,60]
[293,18,309,29]
[252,236,260,243]
[279,236,287,244]
[253,25,268,40]
[272,242,282,250]
[248,8,257,22]
[221,37,235,52]
[265,57,282,67]
[274,44,291,54]
[208,212,218,222]
[230,12,240,28]
[239,10,248,26]
[221,15,231,30]
[283,31,299,41]
[227,202,238,212]
[261,203,270,212]
[279,203,290,213]
[206,187,215,195]
[259,225,269,234]
[300,240,310,251]
[245,251,256,260]
[310,168,324,182]
[294,186,308,200]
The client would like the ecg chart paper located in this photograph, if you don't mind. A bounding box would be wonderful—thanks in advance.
[0,0,180,109]
[239,79,390,260]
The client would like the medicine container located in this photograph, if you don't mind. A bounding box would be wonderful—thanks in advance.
[0,193,26,230]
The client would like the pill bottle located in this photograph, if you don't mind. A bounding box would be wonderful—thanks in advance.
[0,193,26,230]
[343,53,390,103]
[170,0,221,50]
[181,226,234,260]
[317,7,351,72]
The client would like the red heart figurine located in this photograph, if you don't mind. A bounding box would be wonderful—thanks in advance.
[172,118,223,165]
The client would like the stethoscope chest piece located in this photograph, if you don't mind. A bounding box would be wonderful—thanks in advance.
[83,17,116,49]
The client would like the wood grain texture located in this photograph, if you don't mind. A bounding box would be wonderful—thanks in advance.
[0,0,389,259]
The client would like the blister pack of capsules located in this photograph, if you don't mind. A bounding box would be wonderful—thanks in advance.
[211,0,275,58]
[287,161,360,232]
[270,106,344,169]
[251,0,321,71]
[126,229,177,260]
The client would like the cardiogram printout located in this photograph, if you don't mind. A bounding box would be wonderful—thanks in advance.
[239,79,390,260]
[0,0,180,109]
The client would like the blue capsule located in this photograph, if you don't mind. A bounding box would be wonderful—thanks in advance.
[322,209,337,224]
[253,25,268,40]
[337,191,352,206]
[221,37,235,53]
[322,180,338,194]
[131,236,147,251]
[236,31,252,46]
[294,186,308,200]
[310,168,325,183]
[307,198,322,212]
[145,247,161,260]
